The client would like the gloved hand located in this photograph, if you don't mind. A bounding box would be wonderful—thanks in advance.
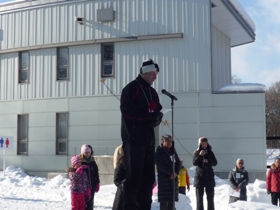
[267,190,271,194]
[148,112,163,128]
[85,189,91,201]
[95,183,100,193]
[76,167,83,174]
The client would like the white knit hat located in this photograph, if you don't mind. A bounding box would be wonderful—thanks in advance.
[81,144,91,154]
[140,59,160,74]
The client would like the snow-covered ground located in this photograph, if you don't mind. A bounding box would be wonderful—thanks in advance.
[0,149,279,210]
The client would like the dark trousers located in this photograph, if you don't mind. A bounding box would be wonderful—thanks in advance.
[160,201,174,210]
[196,187,215,210]
[271,192,280,206]
[122,142,155,210]
[179,187,186,195]
[85,191,95,210]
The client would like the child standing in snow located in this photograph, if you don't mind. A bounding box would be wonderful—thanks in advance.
[80,144,100,210]
[67,155,91,210]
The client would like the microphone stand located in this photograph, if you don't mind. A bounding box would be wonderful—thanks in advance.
[161,89,177,210]
[171,97,176,210]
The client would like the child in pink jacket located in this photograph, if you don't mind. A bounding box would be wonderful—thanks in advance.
[67,155,91,210]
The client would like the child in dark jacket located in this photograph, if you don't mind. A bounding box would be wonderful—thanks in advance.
[67,155,91,210]
[80,144,100,210]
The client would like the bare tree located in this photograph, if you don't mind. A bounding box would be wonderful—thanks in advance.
[231,74,242,84]
[266,81,280,136]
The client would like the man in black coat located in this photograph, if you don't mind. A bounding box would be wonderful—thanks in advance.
[193,137,217,210]
[155,134,180,210]
[120,59,163,210]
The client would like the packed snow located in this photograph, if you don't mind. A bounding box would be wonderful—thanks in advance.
[214,83,266,93]
[0,149,279,210]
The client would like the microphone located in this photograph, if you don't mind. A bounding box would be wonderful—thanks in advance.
[161,89,178,101]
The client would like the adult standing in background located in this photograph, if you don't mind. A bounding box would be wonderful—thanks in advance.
[80,144,100,210]
[155,134,180,210]
[112,145,125,210]
[266,157,280,206]
[228,158,249,203]
[120,58,163,210]
[193,137,217,210]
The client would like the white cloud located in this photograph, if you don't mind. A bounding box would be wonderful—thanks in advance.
[259,68,280,87]
[231,46,252,78]
[231,1,280,88]
[258,0,280,24]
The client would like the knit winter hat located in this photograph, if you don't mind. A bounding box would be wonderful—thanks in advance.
[197,137,208,150]
[81,144,91,154]
[140,59,160,74]
[71,155,81,166]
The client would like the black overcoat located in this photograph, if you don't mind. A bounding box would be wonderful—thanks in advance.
[120,74,162,147]
[112,157,125,210]
[192,146,217,188]
[155,144,180,202]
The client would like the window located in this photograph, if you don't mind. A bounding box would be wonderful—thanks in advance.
[56,112,68,155]
[101,43,114,77]
[57,47,69,80]
[17,114,28,155]
[19,51,29,83]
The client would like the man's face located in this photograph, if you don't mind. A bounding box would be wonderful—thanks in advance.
[141,71,158,85]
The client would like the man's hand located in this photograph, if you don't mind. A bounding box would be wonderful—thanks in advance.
[148,112,163,127]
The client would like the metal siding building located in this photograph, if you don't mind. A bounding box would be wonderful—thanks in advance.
[0,0,265,181]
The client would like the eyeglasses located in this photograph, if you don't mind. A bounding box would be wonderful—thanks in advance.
[238,162,244,165]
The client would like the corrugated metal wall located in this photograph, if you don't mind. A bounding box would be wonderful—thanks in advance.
[0,0,213,101]
[0,0,210,48]
[211,25,231,91]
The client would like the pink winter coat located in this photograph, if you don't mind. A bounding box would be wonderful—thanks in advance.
[266,165,280,193]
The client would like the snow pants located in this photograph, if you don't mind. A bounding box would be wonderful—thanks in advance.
[71,193,86,210]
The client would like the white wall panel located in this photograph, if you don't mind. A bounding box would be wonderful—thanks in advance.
[211,25,231,90]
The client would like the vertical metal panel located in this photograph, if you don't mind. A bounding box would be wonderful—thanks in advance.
[211,25,231,91]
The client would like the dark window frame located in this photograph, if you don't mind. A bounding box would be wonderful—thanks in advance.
[17,114,28,155]
[56,112,68,155]
[19,51,29,84]
[101,43,114,77]
[57,47,69,80]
